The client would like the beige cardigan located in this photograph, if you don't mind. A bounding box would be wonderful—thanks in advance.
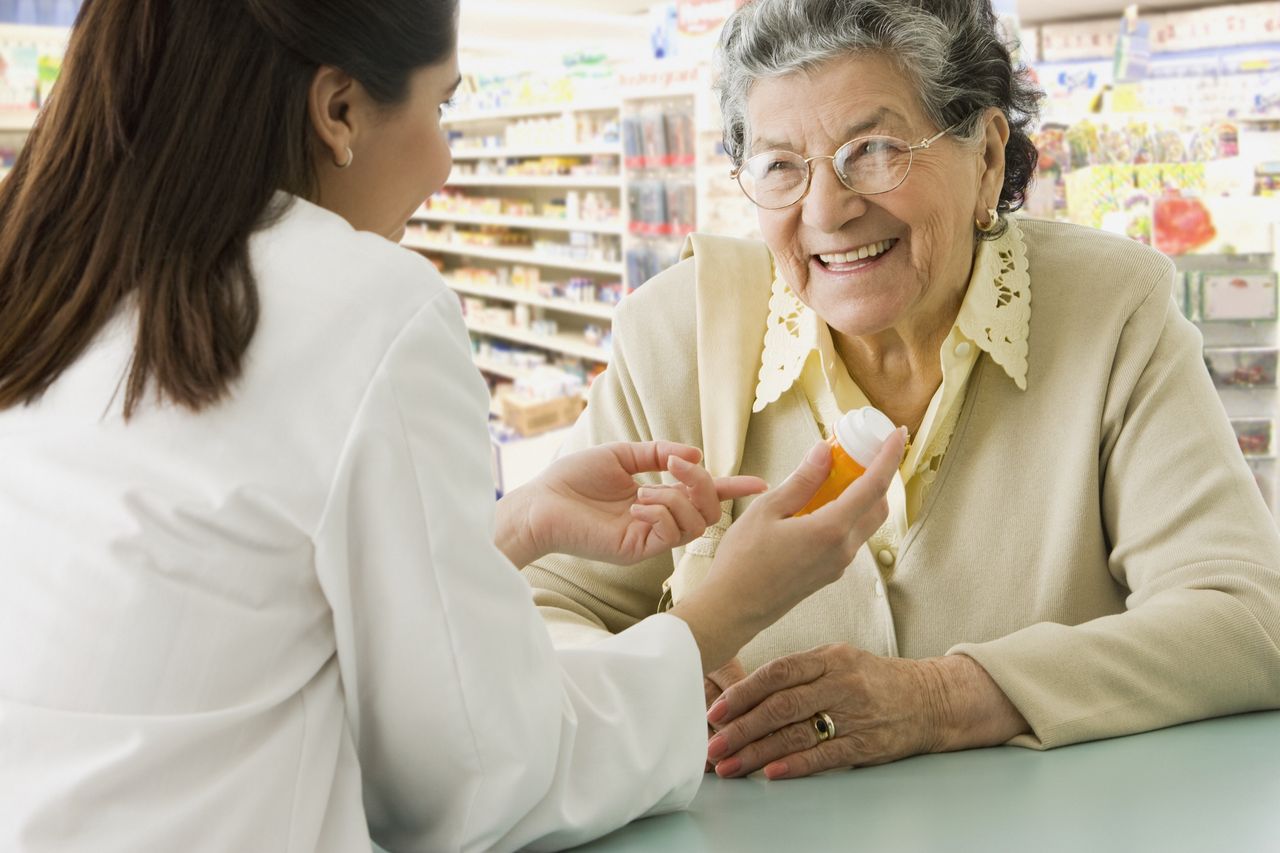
[524,217,1280,749]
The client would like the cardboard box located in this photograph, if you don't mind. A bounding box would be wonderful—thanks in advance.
[500,392,586,437]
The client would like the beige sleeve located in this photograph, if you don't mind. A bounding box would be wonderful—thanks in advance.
[952,268,1280,749]
[522,266,703,648]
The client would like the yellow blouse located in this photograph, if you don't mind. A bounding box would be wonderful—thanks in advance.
[750,218,1033,560]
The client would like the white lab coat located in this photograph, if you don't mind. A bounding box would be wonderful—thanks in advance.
[0,196,705,852]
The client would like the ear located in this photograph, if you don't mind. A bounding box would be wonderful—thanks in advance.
[974,107,1011,218]
[308,65,358,170]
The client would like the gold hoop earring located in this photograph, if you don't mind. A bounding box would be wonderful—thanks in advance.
[336,147,354,169]
[976,207,999,233]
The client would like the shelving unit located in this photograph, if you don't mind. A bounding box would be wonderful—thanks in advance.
[441,101,620,126]
[446,278,616,321]
[451,144,620,160]
[402,91,627,486]
[413,210,624,235]
[464,320,610,362]
[402,236,623,276]
[444,174,624,189]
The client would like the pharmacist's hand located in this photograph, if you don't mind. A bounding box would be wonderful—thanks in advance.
[705,429,906,623]
[524,441,767,566]
[669,429,906,675]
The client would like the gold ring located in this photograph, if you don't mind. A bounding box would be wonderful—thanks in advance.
[812,712,836,742]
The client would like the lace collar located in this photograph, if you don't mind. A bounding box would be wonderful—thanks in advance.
[752,216,1031,413]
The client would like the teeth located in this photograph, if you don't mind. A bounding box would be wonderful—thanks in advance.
[819,239,895,265]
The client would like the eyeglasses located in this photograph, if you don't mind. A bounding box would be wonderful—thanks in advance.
[731,126,955,210]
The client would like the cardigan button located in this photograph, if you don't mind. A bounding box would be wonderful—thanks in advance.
[955,341,973,358]
[877,549,895,568]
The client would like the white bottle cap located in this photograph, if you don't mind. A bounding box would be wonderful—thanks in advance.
[833,406,896,468]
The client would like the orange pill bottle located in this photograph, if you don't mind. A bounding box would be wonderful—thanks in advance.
[795,406,896,516]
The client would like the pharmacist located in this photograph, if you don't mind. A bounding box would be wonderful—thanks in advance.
[0,1,904,851]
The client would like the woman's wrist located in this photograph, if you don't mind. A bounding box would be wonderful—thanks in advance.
[925,653,1030,751]
[493,484,545,569]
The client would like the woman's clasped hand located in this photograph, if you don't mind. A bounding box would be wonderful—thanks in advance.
[705,645,1027,779]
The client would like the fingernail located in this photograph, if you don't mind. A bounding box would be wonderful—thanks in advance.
[706,733,728,760]
[715,757,742,777]
[637,486,655,500]
[707,698,728,723]
[669,455,692,471]
[764,761,789,780]
[805,442,829,465]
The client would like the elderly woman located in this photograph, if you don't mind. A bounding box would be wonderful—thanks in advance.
[525,0,1280,782]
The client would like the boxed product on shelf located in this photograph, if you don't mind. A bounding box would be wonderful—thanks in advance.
[623,104,696,169]
[1233,418,1276,458]
[1199,271,1279,321]
[627,179,695,237]
[500,393,586,438]
[1205,347,1279,389]
[498,367,587,437]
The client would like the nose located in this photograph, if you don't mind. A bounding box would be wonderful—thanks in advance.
[801,156,868,233]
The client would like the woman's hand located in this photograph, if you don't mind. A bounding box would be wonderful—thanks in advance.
[669,430,907,673]
[496,441,767,568]
[704,658,747,771]
[704,645,1029,779]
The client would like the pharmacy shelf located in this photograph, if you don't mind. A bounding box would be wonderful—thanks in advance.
[446,174,624,189]
[473,357,530,381]
[465,320,610,362]
[446,279,616,321]
[442,100,620,126]
[450,144,621,160]
[403,236,624,276]
[414,210,625,235]
[0,109,37,132]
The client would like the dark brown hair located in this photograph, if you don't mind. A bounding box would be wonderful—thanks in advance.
[0,0,457,417]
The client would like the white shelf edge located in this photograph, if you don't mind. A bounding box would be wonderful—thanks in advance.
[446,174,624,189]
[450,144,621,160]
[413,210,624,235]
[0,110,37,132]
[446,279,616,321]
[403,236,624,276]
[473,357,528,381]
[442,100,620,125]
[465,321,610,362]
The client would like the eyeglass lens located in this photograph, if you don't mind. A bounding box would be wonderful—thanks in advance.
[737,136,915,209]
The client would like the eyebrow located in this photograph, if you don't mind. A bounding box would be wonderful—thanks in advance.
[749,107,910,154]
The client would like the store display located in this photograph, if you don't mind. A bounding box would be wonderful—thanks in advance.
[0,23,64,110]
[448,53,616,115]
[1025,7,1280,517]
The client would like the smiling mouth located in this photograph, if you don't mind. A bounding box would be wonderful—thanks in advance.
[816,238,899,268]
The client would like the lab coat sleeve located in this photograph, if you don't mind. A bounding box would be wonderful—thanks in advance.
[311,289,706,852]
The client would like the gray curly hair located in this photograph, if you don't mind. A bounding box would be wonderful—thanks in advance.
[715,0,1042,234]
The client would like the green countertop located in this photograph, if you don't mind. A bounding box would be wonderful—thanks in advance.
[572,711,1280,852]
